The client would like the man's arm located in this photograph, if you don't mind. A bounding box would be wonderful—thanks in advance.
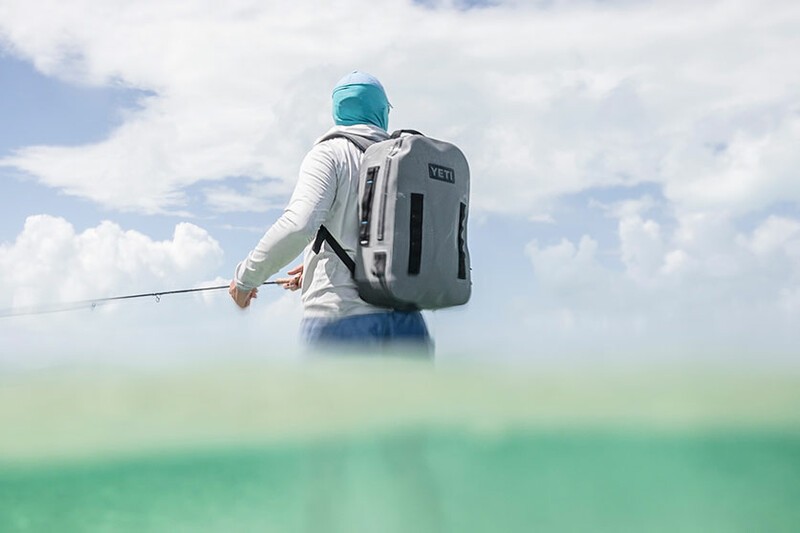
[233,146,338,292]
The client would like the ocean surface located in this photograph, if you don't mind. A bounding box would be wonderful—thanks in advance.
[1,359,799,532]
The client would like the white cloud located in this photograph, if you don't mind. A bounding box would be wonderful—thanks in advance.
[0,215,304,368]
[523,210,800,358]
[0,215,223,309]
[203,180,288,213]
[0,0,797,218]
[619,215,664,283]
[525,235,603,290]
[741,215,800,258]
[663,113,800,215]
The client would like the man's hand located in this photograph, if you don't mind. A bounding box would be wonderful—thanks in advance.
[229,280,258,309]
[274,264,303,292]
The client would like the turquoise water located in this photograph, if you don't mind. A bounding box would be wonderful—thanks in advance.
[1,361,799,532]
[3,430,799,532]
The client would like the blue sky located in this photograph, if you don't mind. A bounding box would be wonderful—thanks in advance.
[1,0,799,367]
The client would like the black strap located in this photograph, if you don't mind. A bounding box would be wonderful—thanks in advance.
[458,202,467,280]
[312,225,356,274]
[317,132,375,153]
[408,193,424,276]
[311,133,376,274]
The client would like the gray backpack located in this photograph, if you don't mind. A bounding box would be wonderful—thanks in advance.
[313,129,471,311]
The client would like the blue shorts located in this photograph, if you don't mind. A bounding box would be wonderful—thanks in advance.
[301,311,433,357]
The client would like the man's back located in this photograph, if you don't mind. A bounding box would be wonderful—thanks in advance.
[299,124,389,318]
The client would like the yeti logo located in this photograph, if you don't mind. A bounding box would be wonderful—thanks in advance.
[428,163,455,184]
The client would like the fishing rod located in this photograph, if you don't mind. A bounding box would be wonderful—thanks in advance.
[0,280,282,319]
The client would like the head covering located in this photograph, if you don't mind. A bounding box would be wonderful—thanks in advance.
[332,71,390,131]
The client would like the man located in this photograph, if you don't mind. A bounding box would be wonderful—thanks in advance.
[229,71,432,354]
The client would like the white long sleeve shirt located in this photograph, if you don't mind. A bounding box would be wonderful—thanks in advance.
[234,124,390,318]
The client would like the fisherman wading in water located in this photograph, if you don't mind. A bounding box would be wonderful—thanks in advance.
[228,71,432,355]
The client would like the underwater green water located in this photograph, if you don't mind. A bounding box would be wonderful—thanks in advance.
[1,361,799,532]
[2,430,799,532]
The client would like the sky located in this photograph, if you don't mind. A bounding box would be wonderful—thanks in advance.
[1,0,799,368]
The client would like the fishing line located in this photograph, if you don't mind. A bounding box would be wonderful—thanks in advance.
[0,280,282,319]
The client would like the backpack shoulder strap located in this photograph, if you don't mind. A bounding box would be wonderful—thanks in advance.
[312,225,356,274]
[311,132,378,275]
[317,132,375,153]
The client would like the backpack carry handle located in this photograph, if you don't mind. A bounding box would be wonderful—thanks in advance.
[390,129,424,139]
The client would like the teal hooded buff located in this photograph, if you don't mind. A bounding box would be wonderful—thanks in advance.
[332,71,390,131]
